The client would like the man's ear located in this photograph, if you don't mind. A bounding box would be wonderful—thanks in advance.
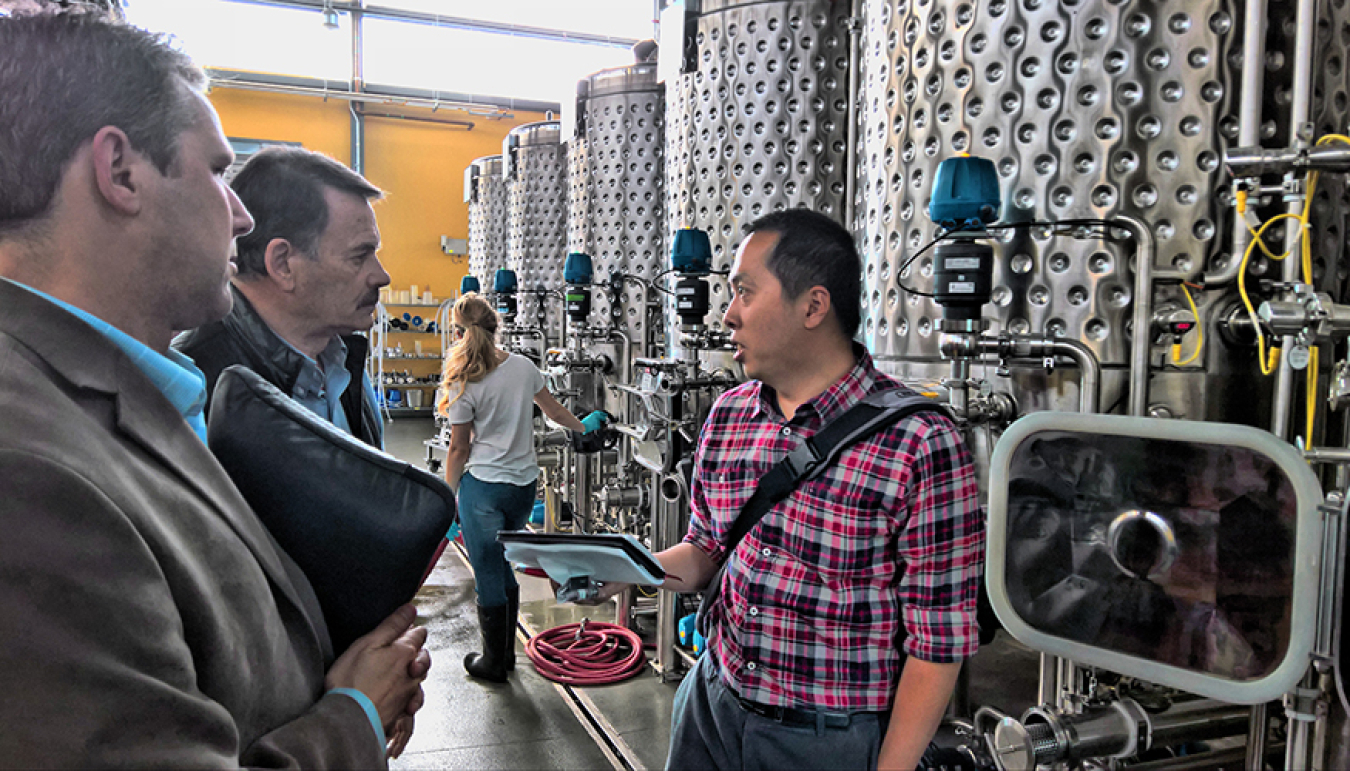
[90,126,147,217]
[263,239,301,291]
[801,286,833,331]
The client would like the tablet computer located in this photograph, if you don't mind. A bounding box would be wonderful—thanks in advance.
[497,531,665,586]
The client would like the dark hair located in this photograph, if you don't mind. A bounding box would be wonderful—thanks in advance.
[231,146,383,278]
[0,11,206,236]
[744,208,862,338]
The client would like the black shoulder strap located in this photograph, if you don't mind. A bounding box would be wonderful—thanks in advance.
[722,390,950,553]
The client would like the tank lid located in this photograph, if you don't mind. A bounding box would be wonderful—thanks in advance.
[470,154,504,175]
[583,62,661,97]
[508,120,561,147]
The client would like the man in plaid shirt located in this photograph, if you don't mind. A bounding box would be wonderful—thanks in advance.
[614,209,984,770]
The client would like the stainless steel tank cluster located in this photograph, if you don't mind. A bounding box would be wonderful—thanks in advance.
[457,1,1350,767]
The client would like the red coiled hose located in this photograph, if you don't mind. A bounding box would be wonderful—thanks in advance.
[526,620,647,685]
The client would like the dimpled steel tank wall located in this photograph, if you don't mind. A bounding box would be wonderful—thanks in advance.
[505,121,569,346]
[856,0,1247,419]
[568,62,666,351]
[665,0,854,350]
[467,155,509,290]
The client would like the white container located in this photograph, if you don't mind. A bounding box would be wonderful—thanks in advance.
[423,290,434,304]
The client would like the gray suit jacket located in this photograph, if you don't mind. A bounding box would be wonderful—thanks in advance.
[0,280,386,769]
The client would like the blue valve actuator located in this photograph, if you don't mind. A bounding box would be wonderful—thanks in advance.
[678,613,696,647]
[564,252,594,285]
[493,268,518,294]
[671,228,712,276]
[460,275,481,295]
[928,155,1001,231]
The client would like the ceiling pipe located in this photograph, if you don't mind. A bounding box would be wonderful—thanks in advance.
[206,73,524,118]
[219,0,639,47]
[361,111,473,130]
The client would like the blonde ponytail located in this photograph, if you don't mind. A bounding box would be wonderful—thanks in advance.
[436,293,502,415]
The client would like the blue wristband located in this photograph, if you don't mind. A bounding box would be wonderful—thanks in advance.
[329,688,386,748]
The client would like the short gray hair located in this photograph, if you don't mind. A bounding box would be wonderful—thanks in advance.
[0,11,206,237]
[231,147,384,278]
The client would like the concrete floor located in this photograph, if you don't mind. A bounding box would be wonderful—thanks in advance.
[381,416,1042,771]
[385,417,674,771]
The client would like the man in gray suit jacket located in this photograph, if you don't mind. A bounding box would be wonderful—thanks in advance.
[0,10,429,768]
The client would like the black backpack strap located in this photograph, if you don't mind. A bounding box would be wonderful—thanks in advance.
[696,390,948,637]
[722,390,950,553]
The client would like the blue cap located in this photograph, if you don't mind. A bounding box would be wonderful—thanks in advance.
[460,275,481,294]
[671,228,712,276]
[493,269,518,293]
[929,155,1001,230]
[564,252,594,285]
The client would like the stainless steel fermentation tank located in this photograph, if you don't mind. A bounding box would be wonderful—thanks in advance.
[664,0,855,350]
[556,62,667,549]
[854,0,1350,425]
[465,154,509,290]
[567,61,667,358]
[849,0,1350,768]
[505,121,569,349]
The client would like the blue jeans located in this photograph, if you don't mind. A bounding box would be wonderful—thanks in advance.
[665,654,884,771]
[455,472,536,607]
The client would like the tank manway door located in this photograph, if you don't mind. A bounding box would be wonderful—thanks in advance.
[986,412,1324,704]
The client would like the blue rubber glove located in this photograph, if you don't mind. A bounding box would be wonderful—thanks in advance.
[580,410,610,434]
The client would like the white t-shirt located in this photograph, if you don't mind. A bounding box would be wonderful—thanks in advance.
[446,352,546,486]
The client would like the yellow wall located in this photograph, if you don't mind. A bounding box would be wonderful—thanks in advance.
[209,88,546,302]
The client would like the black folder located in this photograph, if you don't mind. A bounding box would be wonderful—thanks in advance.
[207,365,456,652]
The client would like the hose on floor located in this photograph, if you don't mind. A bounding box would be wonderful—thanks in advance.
[526,619,646,685]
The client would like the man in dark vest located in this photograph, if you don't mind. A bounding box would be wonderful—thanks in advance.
[176,146,389,448]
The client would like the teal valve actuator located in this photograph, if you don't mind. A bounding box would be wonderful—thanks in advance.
[563,252,594,324]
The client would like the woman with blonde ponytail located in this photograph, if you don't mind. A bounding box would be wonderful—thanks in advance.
[438,293,608,682]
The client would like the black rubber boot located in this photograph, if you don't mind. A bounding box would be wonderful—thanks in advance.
[505,585,519,671]
[464,604,511,683]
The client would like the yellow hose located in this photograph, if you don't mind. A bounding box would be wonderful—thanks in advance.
[1238,213,1305,375]
[1171,283,1204,366]
[1307,345,1319,449]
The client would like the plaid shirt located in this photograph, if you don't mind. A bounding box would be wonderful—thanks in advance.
[685,347,983,712]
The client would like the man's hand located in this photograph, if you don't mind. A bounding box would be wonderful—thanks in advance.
[325,604,430,733]
[384,685,424,759]
[576,580,629,606]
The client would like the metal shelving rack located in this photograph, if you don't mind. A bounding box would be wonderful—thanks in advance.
[369,299,452,418]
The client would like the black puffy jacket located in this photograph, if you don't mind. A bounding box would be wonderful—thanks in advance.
[174,285,384,449]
